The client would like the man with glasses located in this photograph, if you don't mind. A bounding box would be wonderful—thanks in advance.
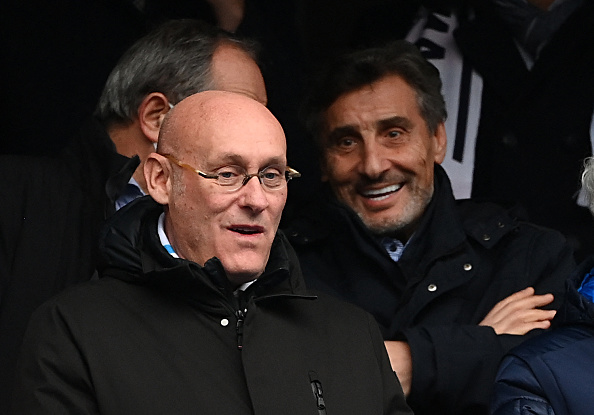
[11,91,412,415]
[0,19,267,411]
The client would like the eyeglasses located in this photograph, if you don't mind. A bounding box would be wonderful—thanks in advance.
[161,153,301,192]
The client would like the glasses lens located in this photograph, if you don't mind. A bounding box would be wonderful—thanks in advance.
[260,166,285,190]
[214,166,244,189]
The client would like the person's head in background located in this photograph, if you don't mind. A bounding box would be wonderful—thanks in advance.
[94,18,266,192]
[305,40,447,242]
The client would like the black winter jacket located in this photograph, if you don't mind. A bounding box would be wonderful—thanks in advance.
[491,257,594,415]
[11,197,412,415]
[284,165,575,415]
[0,118,138,413]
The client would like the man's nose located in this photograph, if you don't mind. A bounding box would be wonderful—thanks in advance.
[240,175,270,211]
[360,140,390,179]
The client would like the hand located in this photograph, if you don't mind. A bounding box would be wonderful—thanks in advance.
[384,341,412,396]
[479,287,556,335]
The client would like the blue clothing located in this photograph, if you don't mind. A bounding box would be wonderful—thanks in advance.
[115,180,144,211]
[577,267,594,302]
[380,237,406,262]
[491,257,594,415]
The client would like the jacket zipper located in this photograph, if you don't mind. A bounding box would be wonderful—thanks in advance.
[309,371,327,415]
[235,308,246,350]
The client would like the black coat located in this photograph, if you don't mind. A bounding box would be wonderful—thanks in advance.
[491,257,594,415]
[458,0,594,260]
[0,118,138,413]
[11,198,412,415]
[284,165,575,415]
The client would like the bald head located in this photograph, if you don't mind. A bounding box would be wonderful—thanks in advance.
[158,90,282,157]
[144,90,290,284]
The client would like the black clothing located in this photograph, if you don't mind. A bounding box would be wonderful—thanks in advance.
[284,165,575,415]
[461,0,594,260]
[491,257,594,415]
[0,119,138,413]
[12,198,411,415]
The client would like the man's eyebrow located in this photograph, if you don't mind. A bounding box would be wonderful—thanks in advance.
[326,125,360,144]
[215,153,244,164]
[376,116,413,131]
[208,153,286,168]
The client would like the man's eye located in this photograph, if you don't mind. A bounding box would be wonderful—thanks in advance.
[263,171,281,180]
[337,137,356,148]
[216,167,242,179]
[388,130,401,138]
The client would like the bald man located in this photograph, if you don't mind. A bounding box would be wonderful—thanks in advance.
[11,91,412,415]
[0,20,269,412]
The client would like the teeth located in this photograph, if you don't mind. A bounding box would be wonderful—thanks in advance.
[362,184,402,198]
[371,194,390,201]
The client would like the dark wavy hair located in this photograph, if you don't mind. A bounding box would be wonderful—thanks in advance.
[305,40,446,148]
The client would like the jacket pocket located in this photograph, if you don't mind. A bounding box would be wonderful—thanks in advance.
[309,371,327,415]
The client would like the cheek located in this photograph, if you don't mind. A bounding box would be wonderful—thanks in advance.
[173,187,230,222]
[397,142,434,171]
[323,153,358,185]
[269,192,288,223]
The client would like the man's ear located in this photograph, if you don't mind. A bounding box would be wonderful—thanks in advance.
[144,153,172,205]
[433,122,447,165]
[138,92,172,146]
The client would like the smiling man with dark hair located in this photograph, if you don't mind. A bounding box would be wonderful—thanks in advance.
[285,40,575,415]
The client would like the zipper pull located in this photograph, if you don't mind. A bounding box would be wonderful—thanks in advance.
[309,371,327,414]
[235,308,247,350]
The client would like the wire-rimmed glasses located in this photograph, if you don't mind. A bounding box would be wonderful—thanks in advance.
[161,153,301,192]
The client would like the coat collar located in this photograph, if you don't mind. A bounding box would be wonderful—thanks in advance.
[287,164,519,271]
[98,197,311,314]
[60,117,140,216]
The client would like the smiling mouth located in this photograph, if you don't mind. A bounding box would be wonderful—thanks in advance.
[360,184,402,201]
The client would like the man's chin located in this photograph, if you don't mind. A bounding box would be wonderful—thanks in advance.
[223,260,267,286]
[366,222,406,237]
[358,212,415,240]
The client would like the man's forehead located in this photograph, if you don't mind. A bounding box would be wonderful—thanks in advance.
[324,76,420,126]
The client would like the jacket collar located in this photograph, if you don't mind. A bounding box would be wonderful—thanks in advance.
[288,164,519,273]
[304,165,468,261]
[61,117,140,216]
[398,164,467,268]
[98,197,310,313]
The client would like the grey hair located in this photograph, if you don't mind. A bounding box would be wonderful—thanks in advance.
[581,157,594,215]
[94,19,259,127]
